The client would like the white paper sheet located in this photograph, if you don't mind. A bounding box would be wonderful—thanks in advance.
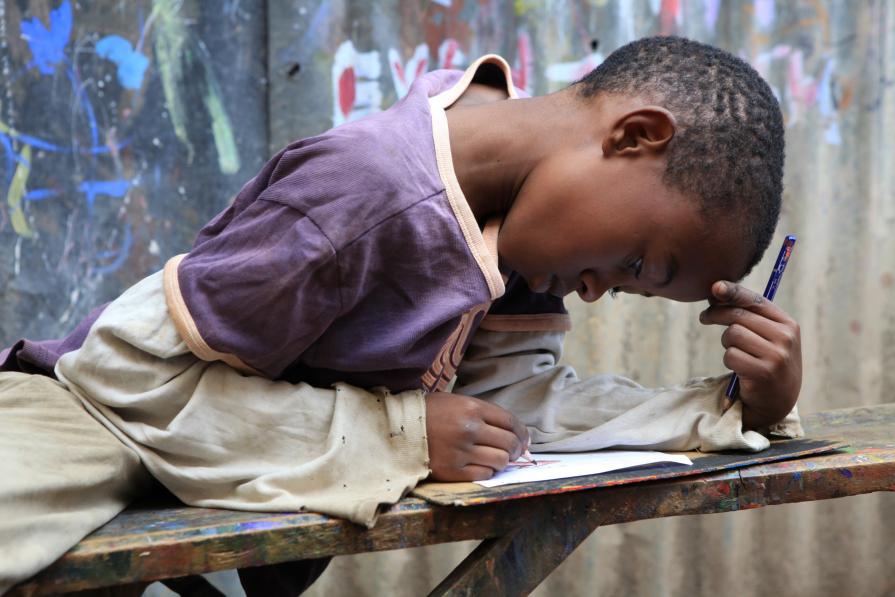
[474,451,693,488]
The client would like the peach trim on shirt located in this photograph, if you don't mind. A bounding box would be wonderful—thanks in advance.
[482,215,502,264]
[163,254,261,376]
[429,55,518,301]
[478,313,573,333]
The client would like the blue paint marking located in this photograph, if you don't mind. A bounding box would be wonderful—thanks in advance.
[0,135,12,184]
[11,132,66,153]
[0,139,31,169]
[1,127,127,156]
[96,35,149,90]
[78,179,130,211]
[24,188,61,201]
[20,1,72,75]
[92,223,133,274]
[236,520,282,532]
[839,468,853,478]
[67,68,99,147]
[277,2,331,65]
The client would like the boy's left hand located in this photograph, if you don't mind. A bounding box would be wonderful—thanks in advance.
[699,281,802,430]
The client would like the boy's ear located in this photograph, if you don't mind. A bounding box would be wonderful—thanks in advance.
[601,106,677,156]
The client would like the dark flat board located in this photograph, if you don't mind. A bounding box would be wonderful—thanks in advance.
[413,438,847,506]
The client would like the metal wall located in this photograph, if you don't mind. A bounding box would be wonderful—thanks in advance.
[0,0,267,343]
[2,1,893,596]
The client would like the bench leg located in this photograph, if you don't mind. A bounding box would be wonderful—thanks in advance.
[429,498,603,596]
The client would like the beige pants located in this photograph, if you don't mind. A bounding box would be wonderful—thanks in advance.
[0,372,151,594]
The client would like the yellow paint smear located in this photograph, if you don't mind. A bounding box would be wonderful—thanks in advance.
[204,80,240,174]
[6,145,36,239]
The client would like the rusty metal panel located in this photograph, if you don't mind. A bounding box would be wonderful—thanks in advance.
[0,0,267,344]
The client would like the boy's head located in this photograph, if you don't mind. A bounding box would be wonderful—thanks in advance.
[574,36,784,273]
[499,36,785,303]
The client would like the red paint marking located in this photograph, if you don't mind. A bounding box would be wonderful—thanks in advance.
[443,43,456,69]
[512,32,531,91]
[706,481,732,499]
[660,0,680,34]
[338,67,356,117]
[849,320,862,335]
[415,58,427,79]
[787,55,819,105]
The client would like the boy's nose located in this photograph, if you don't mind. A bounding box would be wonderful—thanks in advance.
[576,271,613,303]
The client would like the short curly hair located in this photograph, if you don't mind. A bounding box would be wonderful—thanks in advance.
[574,36,785,277]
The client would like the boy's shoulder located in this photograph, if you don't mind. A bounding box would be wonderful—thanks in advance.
[258,72,468,250]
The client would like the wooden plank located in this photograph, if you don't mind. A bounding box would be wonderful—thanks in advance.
[19,445,895,596]
[14,405,895,595]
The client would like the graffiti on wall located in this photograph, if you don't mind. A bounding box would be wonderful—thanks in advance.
[0,0,263,342]
[2,0,884,345]
[285,0,861,148]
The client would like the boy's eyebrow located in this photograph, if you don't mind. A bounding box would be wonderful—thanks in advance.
[655,256,677,288]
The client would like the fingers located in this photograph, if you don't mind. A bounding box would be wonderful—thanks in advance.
[477,425,525,461]
[722,346,768,379]
[701,304,798,347]
[479,400,530,446]
[440,447,512,482]
[458,464,497,482]
[468,444,512,473]
[720,322,777,357]
[708,281,790,323]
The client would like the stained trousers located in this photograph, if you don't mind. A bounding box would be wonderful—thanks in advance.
[0,371,331,596]
[0,371,151,594]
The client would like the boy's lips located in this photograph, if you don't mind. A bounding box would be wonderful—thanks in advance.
[546,277,561,296]
[526,274,552,294]
[546,276,570,298]
[526,274,573,297]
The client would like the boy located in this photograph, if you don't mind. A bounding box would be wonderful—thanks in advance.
[0,36,802,593]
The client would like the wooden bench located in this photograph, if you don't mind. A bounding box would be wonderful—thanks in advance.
[13,404,895,596]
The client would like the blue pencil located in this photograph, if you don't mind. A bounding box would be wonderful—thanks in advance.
[724,235,797,405]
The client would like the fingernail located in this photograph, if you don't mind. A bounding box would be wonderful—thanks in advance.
[717,282,728,295]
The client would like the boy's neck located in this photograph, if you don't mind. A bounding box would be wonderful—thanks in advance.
[445,90,583,225]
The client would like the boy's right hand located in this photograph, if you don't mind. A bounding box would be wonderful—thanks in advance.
[425,391,529,482]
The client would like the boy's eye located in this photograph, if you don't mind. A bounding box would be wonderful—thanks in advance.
[630,258,644,279]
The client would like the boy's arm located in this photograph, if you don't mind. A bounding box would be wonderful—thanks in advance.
[54,270,430,529]
[453,327,803,454]
[168,197,342,378]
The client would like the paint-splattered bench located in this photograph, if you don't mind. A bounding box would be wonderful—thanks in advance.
[13,404,895,596]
